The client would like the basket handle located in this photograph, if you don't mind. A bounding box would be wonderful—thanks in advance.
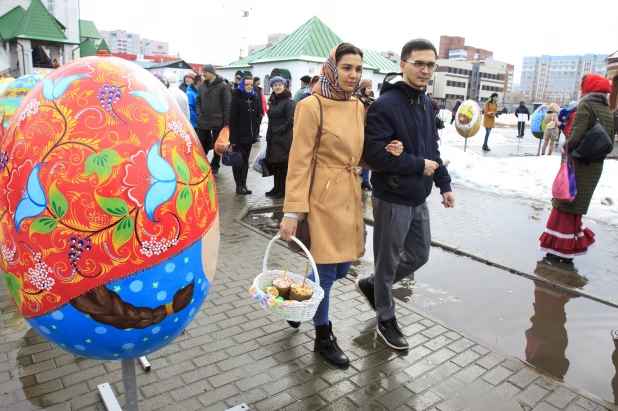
[262,236,320,288]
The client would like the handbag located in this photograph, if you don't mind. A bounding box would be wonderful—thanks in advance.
[436,117,445,130]
[288,95,323,254]
[222,144,244,167]
[546,113,556,129]
[552,142,577,204]
[572,102,614,162]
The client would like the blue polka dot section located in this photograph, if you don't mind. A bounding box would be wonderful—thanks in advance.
[129,280,143,292]
[51,311,64,321]
[25,239,211,360]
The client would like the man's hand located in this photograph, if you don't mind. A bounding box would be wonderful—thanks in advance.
[279,217,297,242]
[441,192,455,208]
[424,159,439,176]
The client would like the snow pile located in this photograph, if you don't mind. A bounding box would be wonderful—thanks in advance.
[440,145,618,226]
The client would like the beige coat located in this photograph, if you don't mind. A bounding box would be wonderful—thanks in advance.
[483,101,498,128]
[284,95,365,264]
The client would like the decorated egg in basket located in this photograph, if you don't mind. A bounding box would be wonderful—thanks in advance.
[0,54,219,360]
[455,100,482,138]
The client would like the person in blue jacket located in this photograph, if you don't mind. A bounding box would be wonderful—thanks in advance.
[186,75,202,133]
[557,101,578,143]
[356,39,455,351]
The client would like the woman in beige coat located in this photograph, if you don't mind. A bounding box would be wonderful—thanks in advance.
[482,92,499,151]
[541,103,562,155]
[279,43,402,367]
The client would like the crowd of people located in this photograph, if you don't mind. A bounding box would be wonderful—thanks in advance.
[157,39,614,368]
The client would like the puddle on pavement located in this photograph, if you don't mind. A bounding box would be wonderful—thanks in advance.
[244,209,618,405]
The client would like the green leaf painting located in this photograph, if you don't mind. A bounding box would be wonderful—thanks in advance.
[172,147,190,184]
[96,195,128,217]
[112,216,134,251]
[176,186,193,221]
[193,149,208,173]
[3,272,22,306]
[49,181,68,219]
[30,217,57,235]
[83,149,125,184]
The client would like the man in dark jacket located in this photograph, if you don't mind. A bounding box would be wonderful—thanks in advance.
[357,39,454,351]
[514,101,530,138]
[197,64,231,173]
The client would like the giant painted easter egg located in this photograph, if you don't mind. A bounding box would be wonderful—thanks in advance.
[455,100,481,138]
[530,105,549,139]
[0,54,219,360]
[0,74,43,129]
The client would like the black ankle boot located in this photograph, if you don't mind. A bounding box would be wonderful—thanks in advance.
[287,321,300,329]
[314,324,349,366]
[242,183,252,195]
[236,184,247,195]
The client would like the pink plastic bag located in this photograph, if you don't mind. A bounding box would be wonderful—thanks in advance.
[552,160,577,204]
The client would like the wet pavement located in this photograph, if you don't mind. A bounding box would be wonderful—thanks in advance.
[1,138,617,411]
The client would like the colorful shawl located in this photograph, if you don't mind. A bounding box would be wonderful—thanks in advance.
[312,45,361,101]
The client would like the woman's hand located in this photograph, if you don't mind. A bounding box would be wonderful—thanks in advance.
[279,217,297,242]
[386,140,404,157]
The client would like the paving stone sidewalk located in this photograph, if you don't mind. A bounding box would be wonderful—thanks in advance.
[1,142,616,411]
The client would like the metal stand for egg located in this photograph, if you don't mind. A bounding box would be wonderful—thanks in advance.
[463,137,467,152]
[97,356,151,411]
[536,139,542,156]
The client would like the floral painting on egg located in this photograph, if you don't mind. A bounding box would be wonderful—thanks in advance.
[0,55,219,360]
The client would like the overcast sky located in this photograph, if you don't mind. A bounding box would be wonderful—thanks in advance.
[79,0,616,84]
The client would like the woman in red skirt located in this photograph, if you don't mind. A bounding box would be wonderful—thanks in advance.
[540,74,613,263]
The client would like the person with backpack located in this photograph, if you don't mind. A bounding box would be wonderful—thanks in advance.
[541,103,562,155]
[539,74,613,263]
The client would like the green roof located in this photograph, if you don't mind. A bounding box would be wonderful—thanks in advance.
[132,60,195,71]
[220,46,275,69]
[361,49,400,74]
[11,0,75,43]
[0,6,25,40]
[97,38,111,53]
[253,16,343,64]
[79,19,101,39]
[78,39,98,57]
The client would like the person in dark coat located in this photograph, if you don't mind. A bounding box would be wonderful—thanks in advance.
[265,76,296,199]
[514,101,530,138]
[229,76,262,195]
[540,74,614,263]
[196,64,231,173]
[450,99,461,125]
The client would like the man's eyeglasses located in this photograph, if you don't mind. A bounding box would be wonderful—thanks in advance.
[403,60,438,71]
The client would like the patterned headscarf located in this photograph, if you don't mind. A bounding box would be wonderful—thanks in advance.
[312,44,361,101]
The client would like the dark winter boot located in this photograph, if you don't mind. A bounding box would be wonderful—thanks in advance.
[286,320,300,329]
[241,165,252,194]
[275,168,287,200]
[236,184,247,195]
[265,168,280,197]
[314,324,349,366]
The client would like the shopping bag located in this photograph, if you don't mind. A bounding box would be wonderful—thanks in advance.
[251,145,266,173]
[552,160,577,204]
[214,127,230,156]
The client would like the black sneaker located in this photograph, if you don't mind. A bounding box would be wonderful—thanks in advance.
[355,278,376,312]
[377,317,408,350]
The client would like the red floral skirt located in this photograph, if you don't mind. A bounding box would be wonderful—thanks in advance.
[539,208,596,258]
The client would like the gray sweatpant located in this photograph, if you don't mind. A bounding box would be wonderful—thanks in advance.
[367,197,431,322]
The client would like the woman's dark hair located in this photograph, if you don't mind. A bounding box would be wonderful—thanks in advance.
[335,43,363,63]
[268,88,292,103]
[490,92,498,99]
[254,76,260,82]
[400,39,437,61]
[243,75,253,84]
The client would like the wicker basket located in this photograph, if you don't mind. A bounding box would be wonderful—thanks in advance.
[250,236,324,322]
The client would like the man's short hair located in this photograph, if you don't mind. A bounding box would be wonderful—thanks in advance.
[401,39,437,61]
[300,75,312,84]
